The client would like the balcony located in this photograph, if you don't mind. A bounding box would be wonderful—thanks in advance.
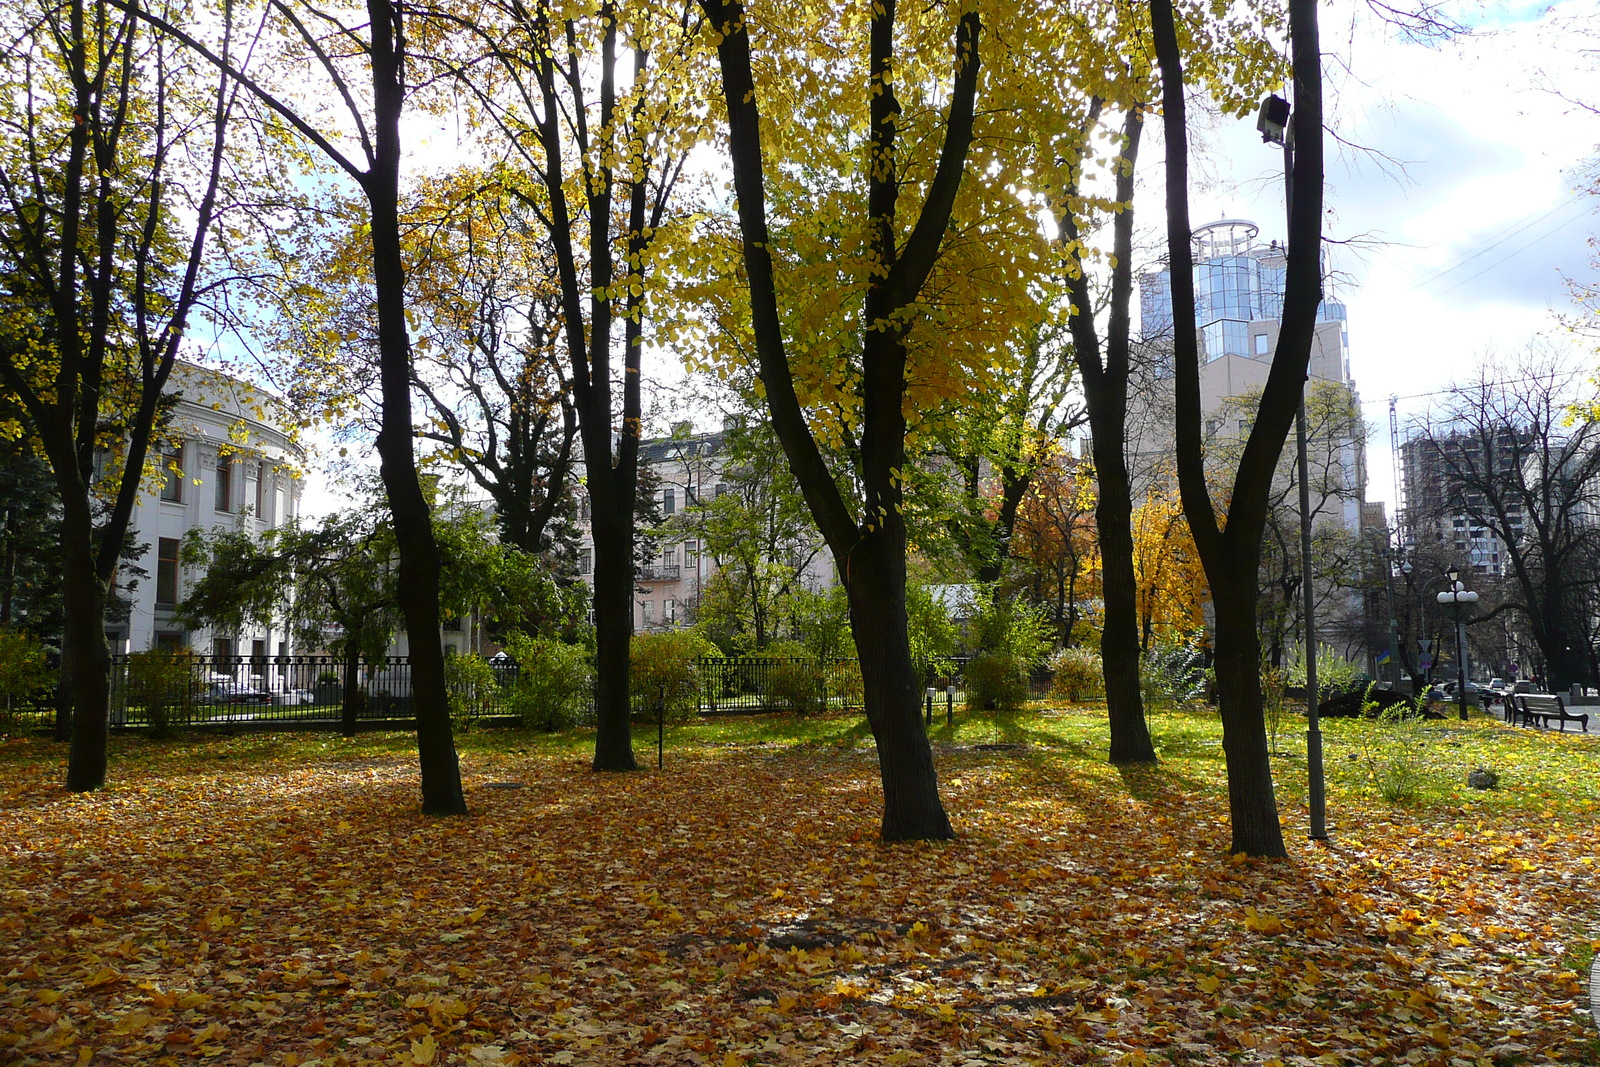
[637,563,681,582]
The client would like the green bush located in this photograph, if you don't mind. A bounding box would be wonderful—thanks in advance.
[825,658,864,709]
[1363,704,1438,804]
[501,634,593,731]
[1142,634,1209,708]
[126,648,198,738]
[907,584,959,682]
[443,653,498,732]
[0,629,52,729]
[1287,642,1364,704]
[965,651,1031,711]
[630,630,718,722]
[756,641,826,715]
[1048,646,1104,703]
[964,591,1051,712]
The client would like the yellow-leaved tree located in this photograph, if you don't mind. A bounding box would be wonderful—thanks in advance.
[1131,475,1209,653]
[0,0,261,791]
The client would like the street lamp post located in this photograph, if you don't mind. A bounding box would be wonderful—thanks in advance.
[1258,93,1326,842]
[1436,566,1478,722]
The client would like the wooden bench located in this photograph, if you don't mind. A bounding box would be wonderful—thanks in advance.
[1512,693,1589,733]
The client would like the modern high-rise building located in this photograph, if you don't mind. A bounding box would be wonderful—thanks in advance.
[1139,219,1351,410]
[1132,219,1371,656]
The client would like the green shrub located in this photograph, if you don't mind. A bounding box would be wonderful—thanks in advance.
[907,584,959,682]
[1261,665,1288,753]
[1047,646,1104,703]
[826,658,864,709]
[1363,704,1438,804]
[965,651,1031,711]
[964,591,1051,712]
[1142,634,1209,708]
[755,641,826,715]
[1287,642,1364,704]
[501,634,593,731]
[443,653,498,731]
[630,630,718,722]
[126,648,198,738]
[0,629,52,727]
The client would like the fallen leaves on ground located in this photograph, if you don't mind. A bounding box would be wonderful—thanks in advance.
[0,711,1597,1066]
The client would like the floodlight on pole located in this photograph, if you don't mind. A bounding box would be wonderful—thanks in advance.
[1256,94,1290,145]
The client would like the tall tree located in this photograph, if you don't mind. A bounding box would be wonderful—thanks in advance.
[0,0,251,790]
[698,0,991,840]
[137,0,470,813]
[421,0,705,771]
[1150,0,1324,856]
[1055,101,1158,765]
[1130,476,1208,654]
[1207,380,1367,669]
[919,322,1084,589]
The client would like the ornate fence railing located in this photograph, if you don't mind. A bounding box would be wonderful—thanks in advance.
[91,652,971,732]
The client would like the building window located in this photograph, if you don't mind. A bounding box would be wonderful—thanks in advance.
[685,541,699,565]
[642,600,654,626]
[663,544,677,568]
[579,548,592,574]
[663,488,675,515]
[156,537,181,606]
[664,598,676,624]
[255,461,268,513]
[1253,332,1270,356]
[213,637,234,660]
[155,631,185,651]
[160,445,184,503]
[215,456,233,512]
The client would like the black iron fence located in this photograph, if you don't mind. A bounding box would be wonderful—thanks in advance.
[98,651,972,732]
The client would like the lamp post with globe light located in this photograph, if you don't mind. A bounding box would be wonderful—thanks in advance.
[1436,566,1478,721]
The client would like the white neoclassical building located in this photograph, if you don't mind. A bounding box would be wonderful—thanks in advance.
[110,361,305,659]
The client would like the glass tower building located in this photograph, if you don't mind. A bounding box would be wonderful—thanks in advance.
[1140,219,1346,365]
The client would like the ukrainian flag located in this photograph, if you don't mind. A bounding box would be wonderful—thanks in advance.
[1376,649,1392,666]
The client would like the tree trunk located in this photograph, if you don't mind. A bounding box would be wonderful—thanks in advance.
[843,522,952,841]
[589,504,638,771]
[61,496,110,792]
[1212,577,1286,856]
[1093,428,1156,764]
[1063,106,1155,766]
[365,0,465,816]
[341,643,361,737]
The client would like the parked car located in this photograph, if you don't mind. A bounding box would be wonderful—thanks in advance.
[202,674,271,706]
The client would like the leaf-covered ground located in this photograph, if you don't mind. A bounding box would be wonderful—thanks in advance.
[1,708,1597,1066]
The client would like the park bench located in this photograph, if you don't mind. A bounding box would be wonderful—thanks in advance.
[1512,693,1589,733]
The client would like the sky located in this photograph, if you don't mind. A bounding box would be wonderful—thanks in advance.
[1170,0,1600,516]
